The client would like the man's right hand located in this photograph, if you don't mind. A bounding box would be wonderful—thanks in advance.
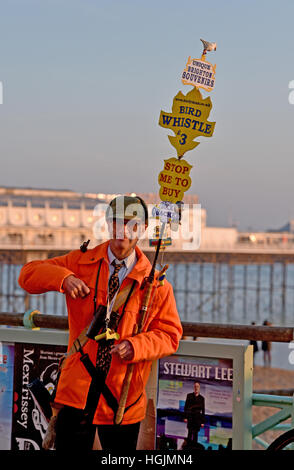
[62,275,90,299]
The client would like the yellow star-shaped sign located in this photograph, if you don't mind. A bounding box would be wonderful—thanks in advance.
[158,87,215,157]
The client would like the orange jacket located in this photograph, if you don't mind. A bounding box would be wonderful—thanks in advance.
[18,241,183,425]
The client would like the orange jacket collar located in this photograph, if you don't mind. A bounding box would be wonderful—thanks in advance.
[78,240,151,286]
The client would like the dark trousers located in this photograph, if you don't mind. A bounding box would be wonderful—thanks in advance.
[54,361,141,451]
[187,427,199,444]
[55,405,140,451]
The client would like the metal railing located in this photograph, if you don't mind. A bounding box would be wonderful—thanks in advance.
[252,393,294,449]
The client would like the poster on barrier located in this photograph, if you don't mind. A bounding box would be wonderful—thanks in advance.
[154,340,252,451]
[11,342,66,450]
[156,354,233,450]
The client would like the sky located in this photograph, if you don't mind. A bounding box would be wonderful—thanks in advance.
[0,0,293,231]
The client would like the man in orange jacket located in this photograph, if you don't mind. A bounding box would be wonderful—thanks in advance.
[18,195,182,451]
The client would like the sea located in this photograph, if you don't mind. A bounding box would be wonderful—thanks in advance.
[1,261,294,371]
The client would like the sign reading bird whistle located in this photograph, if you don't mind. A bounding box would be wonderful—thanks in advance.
[158,87,215,157]
[158,157,192,203]
[157,38,216,205]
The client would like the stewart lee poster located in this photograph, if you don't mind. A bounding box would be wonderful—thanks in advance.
[156,354,233,451]
[11,342,66,450]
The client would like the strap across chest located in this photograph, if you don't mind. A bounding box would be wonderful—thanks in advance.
[61,259,136,369]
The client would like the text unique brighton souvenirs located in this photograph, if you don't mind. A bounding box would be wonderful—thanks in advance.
[182,55,216,92]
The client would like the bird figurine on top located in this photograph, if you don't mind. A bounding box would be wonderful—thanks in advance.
[200,38,217,56]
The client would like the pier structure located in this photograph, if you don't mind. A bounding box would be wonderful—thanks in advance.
[0,186,294,324]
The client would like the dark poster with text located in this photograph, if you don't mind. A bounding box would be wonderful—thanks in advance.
[11,342,66,450]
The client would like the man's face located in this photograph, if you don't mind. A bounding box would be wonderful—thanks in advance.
[107,218,146,259]
[194,382,200,395]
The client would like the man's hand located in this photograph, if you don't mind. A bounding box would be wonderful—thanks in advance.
[111,340,134,361]
[62,275,90,299]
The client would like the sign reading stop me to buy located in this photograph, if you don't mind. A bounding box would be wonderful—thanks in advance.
[158,157,192,203]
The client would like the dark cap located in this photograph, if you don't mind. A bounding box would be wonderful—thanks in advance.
[106,195,148,225]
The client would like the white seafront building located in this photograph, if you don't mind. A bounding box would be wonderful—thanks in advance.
[0,186,293,256]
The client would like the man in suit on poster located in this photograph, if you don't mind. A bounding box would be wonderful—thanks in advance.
[184,381,205,445]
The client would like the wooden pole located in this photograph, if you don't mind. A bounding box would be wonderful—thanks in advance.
[0,312,68,330]
[0,312,293,342]
[182,321,294,343]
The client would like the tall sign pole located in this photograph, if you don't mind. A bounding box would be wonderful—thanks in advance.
[115,40,217,425]
[155,38,217,259]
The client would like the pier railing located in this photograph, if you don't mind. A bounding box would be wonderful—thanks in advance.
[1,312,293,342]
[1,255,294,326]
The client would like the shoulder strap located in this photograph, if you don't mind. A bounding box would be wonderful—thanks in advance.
[60,281,136,370]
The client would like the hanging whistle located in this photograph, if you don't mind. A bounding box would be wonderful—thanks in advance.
[95,328,120,342]
[157,264,169,286]
[159,273,166,286]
